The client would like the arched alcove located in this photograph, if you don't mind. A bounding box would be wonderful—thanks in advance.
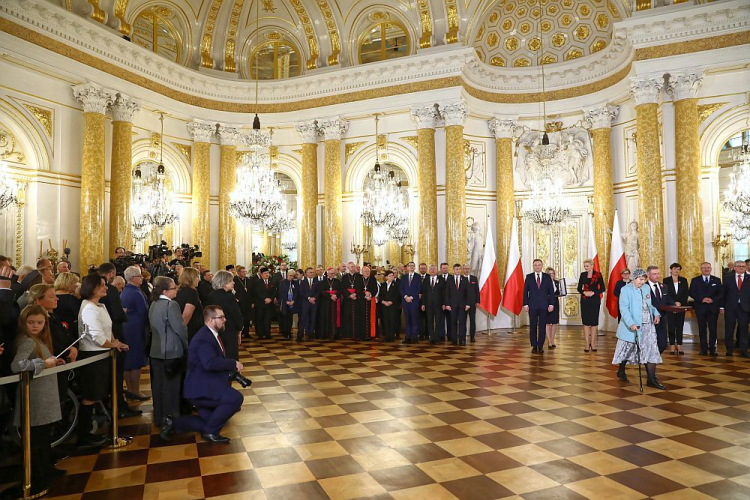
[344,142,418,193]
[131,139,191,193]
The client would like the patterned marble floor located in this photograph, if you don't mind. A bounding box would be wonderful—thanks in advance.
[43,327,750,500]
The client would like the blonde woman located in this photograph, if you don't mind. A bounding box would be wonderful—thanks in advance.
[545,267,561,349]
[175,267,203,342]
[54,272,81,332]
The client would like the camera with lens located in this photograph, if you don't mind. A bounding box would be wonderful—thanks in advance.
[148,240,173,262]
[178,243,202,265]
[228,371,252,388]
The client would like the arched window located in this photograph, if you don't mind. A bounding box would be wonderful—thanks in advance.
[358,22,410,64]
[132,7,181,63]
[249,36,302,80]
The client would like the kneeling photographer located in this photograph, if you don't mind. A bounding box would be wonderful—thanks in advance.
[160,305,249,443]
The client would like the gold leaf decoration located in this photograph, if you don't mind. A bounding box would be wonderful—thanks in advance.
[345,141,367,164]
[564,296,580,317]
[23,103,53,137]
[172,142,192,164]
[697,102,728,124]
[399,135,418,149]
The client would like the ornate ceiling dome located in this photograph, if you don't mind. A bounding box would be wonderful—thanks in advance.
[473,0,623,68]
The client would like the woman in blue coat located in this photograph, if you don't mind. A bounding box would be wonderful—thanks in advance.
[612,268,665,390]
[121,265,151,400]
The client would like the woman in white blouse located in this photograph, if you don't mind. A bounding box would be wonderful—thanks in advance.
[76,273,129,448]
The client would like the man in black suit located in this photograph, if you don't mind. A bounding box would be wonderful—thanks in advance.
[444,264,470,345]
[198,270,214,305]
[272,262,288,289]
[18,258,50,293]
[463,264,480,343]
[233,266,253,338]
[439,262,450,341]
[721,260,750,357]
[0,263,18,363]
[277,270,299,340]
[298,267,319,341]
[646,265,675,354]
[421,265,445,344]
[689,262,724,355]
[417,263,428,340]
[251,267,276,339]
[522,259,555,354]
[315,265,326,283]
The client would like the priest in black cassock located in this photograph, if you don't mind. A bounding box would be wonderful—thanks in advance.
[361,265,379,340]
[341,262,365,339]
[318,267,342,340]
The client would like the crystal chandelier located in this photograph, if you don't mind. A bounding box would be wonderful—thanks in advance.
[131,167,152,242]
[0,161,20,211]
[723,141,750,240]
[372,224,389,247]
[387,188,410,245]
[230,145,282,227]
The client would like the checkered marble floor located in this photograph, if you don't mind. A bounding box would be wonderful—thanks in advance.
[46,327,750,500]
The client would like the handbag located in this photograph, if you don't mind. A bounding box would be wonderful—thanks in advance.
[162,300,186,377]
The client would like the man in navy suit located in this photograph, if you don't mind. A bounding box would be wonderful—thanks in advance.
[523,259,555,354]
[463,264,480,343]
[298,267,319,341]
[421,265,445,345]
[278,270,300,340]
[689,262,724,355]
[399,262,422,344]
[721,260,750,357]
[646,265,675,354]
[444,263,470,345]
[161,306,245,443]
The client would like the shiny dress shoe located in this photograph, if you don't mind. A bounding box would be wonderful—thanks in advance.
[202,433,230,443]
[470,338,476,343]
[125,391,151,401]
[78,433,107,448]
[160,415,175,441]
[400,339,411,345]
[51,467,67,480]
[647,378,666,390]
[699,350,707,356]
[726,351,734,356]
[532,347,538,354]
[459,340,466,346]
[538,348,544,354]
[710,350,718,356]
[119,407,143,419]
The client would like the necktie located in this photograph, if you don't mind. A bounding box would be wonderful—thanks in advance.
[217,335,226,355]
[654,284,661,299]
[431,277,435,287]
[739,275,743,291]
[536,274,540,288]
[705,277,709,285]
[265,279,268,288]
[409,274,412,286]
[456,276,459,289]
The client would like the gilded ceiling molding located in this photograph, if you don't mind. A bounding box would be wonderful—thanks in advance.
[444,0,459,44]
[223,0,246,72]
[634,30,750,61]
[345,141,366,164]
[114,0,131,36]
[200,0,224,69]
[87,0,106,24]
[21,103,53,137]
[417,0,432,49]
[172,142,192,164]
[315,0,340,65]
[290,0,319,70]
[697,102,728,124]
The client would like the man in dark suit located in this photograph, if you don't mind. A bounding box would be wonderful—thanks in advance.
[251,267,276,339]
[421,265,445,344]
[233,266,253,338]
[198,270,214,305]
[272,262,288,289]
[646,265,674,354]
[418,263,428,340]
[721,260,750,357]
[18,258,50,293]
[463,264,480,343]
[315,265,326,283]
[444,264,470,345]
[298,267,319,341]
[523,259,555,354]
[399,262,422,344]
[0,263,18,364]
[689,262,724,355]
[439,262,450,341]
[277,270,300,340]
[161,306,245,443]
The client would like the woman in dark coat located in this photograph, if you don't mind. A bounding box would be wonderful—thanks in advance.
[663,262,690,355]
[578,259,605,352]
[545,267,561,349]
[121,266,150,400]
[206,270,243,360]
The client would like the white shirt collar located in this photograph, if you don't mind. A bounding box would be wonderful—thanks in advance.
[159,294,171,301]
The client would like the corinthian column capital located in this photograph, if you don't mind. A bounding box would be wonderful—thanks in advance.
[295,121,320,144]
[72,82,115,114]
[217,124,243,146]
[110,93,140,122]
[630,75,664,106]
[188,120,216,143]
[318,117,349,141]
[584,104,619,130]
[488,116,518,139]
[410,104,441,130]
[668,69,704,101]
[440,99,468,127]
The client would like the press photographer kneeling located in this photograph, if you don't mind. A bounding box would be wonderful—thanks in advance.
[160,305,249,443]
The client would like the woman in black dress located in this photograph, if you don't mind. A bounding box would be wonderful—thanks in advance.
[175,267,203,343]
[545,267,561,349]
[578,259,605,352]
[53,272,81,331]
[663,262,689,355]
[206,270,243,360]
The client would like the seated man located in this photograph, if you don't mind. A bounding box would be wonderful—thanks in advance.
[160,305,245,443]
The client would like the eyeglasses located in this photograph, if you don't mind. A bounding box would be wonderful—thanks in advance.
[167,287,177,291]
[212,316,226,320]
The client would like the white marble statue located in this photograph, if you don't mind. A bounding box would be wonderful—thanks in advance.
[467,221,484,274]
[623,221,640,271]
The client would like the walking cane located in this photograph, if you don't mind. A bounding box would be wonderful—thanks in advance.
[634,326,644,393]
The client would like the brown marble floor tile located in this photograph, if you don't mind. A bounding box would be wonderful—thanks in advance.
[369,464,436,491]
[247,447,302,468]
[607,468,685,496]
[201,469,262,497]
[530,459,600,484]
[441,474,514,500]
[459,451,523,474]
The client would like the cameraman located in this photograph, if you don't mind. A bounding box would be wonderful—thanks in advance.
[160,305,244,444]
[149,257,169,278]
[111,247,135,277]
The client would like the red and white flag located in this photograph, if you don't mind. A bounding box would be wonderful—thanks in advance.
[501,218,524,315]
[588,214,601,274]
[606,210,627,319]
[478,221,502,315]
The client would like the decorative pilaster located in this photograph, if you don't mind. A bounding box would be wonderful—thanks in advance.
[296,121,319,268]
[411,105,440,266]
[630,76,665,269]
[488,116,517,285]
[668,70,705,278]
[72,82,114,269]
[188,120,215,268]
[318,117,348,268]
[441,100,468,266]
[584,104,619,277]
[218,124,241,269]
[109,93,140,255]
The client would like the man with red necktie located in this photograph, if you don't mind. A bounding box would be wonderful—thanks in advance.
[721,260,750,357]
[523,259,555,354]
[251,267,276,339]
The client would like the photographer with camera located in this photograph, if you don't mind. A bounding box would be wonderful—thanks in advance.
[111,247,136,277]
[159,305,247,444]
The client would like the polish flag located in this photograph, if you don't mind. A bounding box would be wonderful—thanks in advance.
[478,222,502,316]
[606,210,627,318]
[588,214,601,274]
[501,218,524,315]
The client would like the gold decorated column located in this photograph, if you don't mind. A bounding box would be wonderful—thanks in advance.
[318,117,349,268]
[72,83,113,269]
[217,125,241,269]
[187,120,215,267]
[410,105,440,265]
[631,76,666,269]
[584,105,619,277]
[442,100,468,266]
[295,121,320,268]
[109,94,140,255]
[669,70,705,278]
[488,116,517,284]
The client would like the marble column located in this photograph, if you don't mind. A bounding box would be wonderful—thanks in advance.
[410,105,440,266]
[108,93,140,255]
[488,116,517,285]
[217,124,241,269]
[187,120,215,268]
[669,70,705,278]
[442,100,468,266]
[631,76,666,270]
[584,104,619,277]
[318,117,349,268]
[295,121,319,269]
[72,83,114,270]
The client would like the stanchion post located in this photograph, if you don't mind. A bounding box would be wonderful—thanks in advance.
[108,349,131,450]
[20,370,37,500]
